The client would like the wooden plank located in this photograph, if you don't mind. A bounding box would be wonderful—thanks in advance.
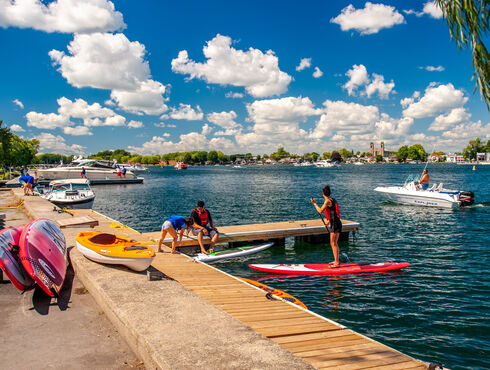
[358,361,427,370]
[272,329,356,344]
[57,215,98,228]
[306,350,404,368]
[258,322,340,337]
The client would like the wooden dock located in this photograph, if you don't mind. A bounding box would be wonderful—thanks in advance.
[144,218,360,249]
[151,253,426,369]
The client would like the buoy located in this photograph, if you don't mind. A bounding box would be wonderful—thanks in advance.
[472,165,476,170]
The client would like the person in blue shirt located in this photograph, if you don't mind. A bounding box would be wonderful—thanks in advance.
[19,173,35,195]
[157,215,194,253]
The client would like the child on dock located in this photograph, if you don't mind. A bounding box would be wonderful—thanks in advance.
[157,216,194,253]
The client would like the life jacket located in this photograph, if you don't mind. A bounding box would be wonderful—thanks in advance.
[193,208,209,226]
[323,198,340,223]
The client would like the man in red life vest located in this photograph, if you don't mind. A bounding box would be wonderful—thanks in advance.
[190,200,220,254]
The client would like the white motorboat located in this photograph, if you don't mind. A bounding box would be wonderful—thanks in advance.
[314,160,340,168]
[117,163,148,174]
[38,179,95,209]
[36,157,140,181]
[374,175,474,208]
[174,161,188,170]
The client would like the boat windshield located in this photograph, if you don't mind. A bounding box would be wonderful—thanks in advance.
[404,174,420,185]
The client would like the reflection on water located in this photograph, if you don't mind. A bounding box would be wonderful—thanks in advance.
[92,164,490,370]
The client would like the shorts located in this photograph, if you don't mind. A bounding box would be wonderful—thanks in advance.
[327,219,342,233]
[421,183,429,190]
[192,226,218,239]
[162,221,173,230]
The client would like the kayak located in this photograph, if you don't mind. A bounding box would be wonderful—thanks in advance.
[76,232,155,272]
[237,276,307,309]
[249,262,411,276]
[194,242,274,263]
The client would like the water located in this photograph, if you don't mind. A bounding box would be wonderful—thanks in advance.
[92,164,490,369]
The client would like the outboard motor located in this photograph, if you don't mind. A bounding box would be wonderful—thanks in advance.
[459,191,475,207]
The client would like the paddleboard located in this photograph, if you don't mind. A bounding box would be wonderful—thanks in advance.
[249,262,411,276]
[75,232,155,272]
[0,226,34,291]
[237,277,307,309]
[19,219,67,296]
[194,242,274,263]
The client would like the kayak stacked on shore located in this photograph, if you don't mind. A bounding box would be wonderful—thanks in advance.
[75,232,155,272]
[0,219,67,296]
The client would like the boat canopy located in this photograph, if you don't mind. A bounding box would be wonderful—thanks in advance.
[49,179,91,186]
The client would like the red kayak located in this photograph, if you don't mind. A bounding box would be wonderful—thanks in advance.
[249,262,410,276]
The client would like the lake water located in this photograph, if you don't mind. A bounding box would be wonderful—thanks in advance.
[92,163,489,369]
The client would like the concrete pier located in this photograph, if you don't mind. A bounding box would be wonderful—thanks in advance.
[4,188,427,369]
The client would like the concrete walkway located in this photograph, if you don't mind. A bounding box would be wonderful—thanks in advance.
[0,189,143,369]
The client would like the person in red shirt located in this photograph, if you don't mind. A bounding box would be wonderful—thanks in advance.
[190,200,220,255]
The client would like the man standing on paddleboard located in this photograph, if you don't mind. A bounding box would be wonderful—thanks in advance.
[310,184,342,268]
[190,200,220,255]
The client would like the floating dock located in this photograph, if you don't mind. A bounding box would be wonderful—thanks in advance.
[145,218,360,253]
[11,188,427,369]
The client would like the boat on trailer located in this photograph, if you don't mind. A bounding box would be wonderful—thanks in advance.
[374,175,474,208]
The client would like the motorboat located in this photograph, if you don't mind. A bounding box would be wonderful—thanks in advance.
[374,175,474,208]
[294,161,313,166]
[117,163,148,174]
[36,157,140,181]
[174,161,188,170]
[37,179,95,209]
[314,160,340,168]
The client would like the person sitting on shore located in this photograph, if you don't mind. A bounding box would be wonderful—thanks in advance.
[157,215,194,253]
[190,200,220,255]
[420,169,430,190]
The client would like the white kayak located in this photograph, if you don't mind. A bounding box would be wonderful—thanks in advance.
[195,242,274,263]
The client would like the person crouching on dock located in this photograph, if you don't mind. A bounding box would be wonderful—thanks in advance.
[157,215,193,253]
[190,200,220,255]
[311,184,342,268]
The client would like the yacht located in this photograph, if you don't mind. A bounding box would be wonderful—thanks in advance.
[314,160,340,168]
[374,175,474,208]
[37,179,95,209]
[117,163,148,174]
[36,157,140,181]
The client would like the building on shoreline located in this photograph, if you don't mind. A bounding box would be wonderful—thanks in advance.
[370,142,385,157]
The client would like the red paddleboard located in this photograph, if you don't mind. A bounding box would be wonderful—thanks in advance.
[249,262,410,276]
[19,219,67,296]
[0,226,34,291]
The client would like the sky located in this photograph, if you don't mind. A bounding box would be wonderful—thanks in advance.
[1,0,489,156]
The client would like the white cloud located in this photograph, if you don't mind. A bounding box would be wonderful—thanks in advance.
[421,65,445,72]
[50,33,167,115]
[429,108,471,131]
[442,120,490,140]
[365,73,395,99]
[402,83,468,118]
[128,120,143,128]
[422,1,443,18]
[312,67,323,78]
[171,34,292,98]
[207,111,240,129]
[10,124,25,132]
[57,97,114,119]
[311,100,379,139]
[375,114,413,139]
[296,58,311,71]
[12,99,24,109]
[26,111,72,129]
[36,132,85,154]
[0,0,125,33]
[225,92,244,99]
[129,132,235,155]
[344,64,394,99]
[63,126,92,135]
[165,104,203,120]
[201,123,212,135]
[331,2,405,35]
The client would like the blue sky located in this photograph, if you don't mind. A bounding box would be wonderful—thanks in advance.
[1,0,488,156]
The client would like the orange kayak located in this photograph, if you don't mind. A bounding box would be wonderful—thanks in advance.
[237,276,307,309]
[75,232,154,271]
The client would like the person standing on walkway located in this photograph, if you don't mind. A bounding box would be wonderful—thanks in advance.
[311,184,342,268]
[157,215,193,253]
[190,200,220,255]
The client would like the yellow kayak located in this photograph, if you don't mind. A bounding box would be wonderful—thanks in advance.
[237,276,307,309]
[75,232,155,271]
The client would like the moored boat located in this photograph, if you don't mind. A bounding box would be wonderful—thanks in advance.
[75,232,155,271]
[174,161,188,170]
[38,179,95,209]
[374,175,474,208]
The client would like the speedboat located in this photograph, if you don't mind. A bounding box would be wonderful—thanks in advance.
[37,179,95,209]
[374,175,474,208]
[314,160,340,168]
[174,161,188,170]
[36,157,140,181]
